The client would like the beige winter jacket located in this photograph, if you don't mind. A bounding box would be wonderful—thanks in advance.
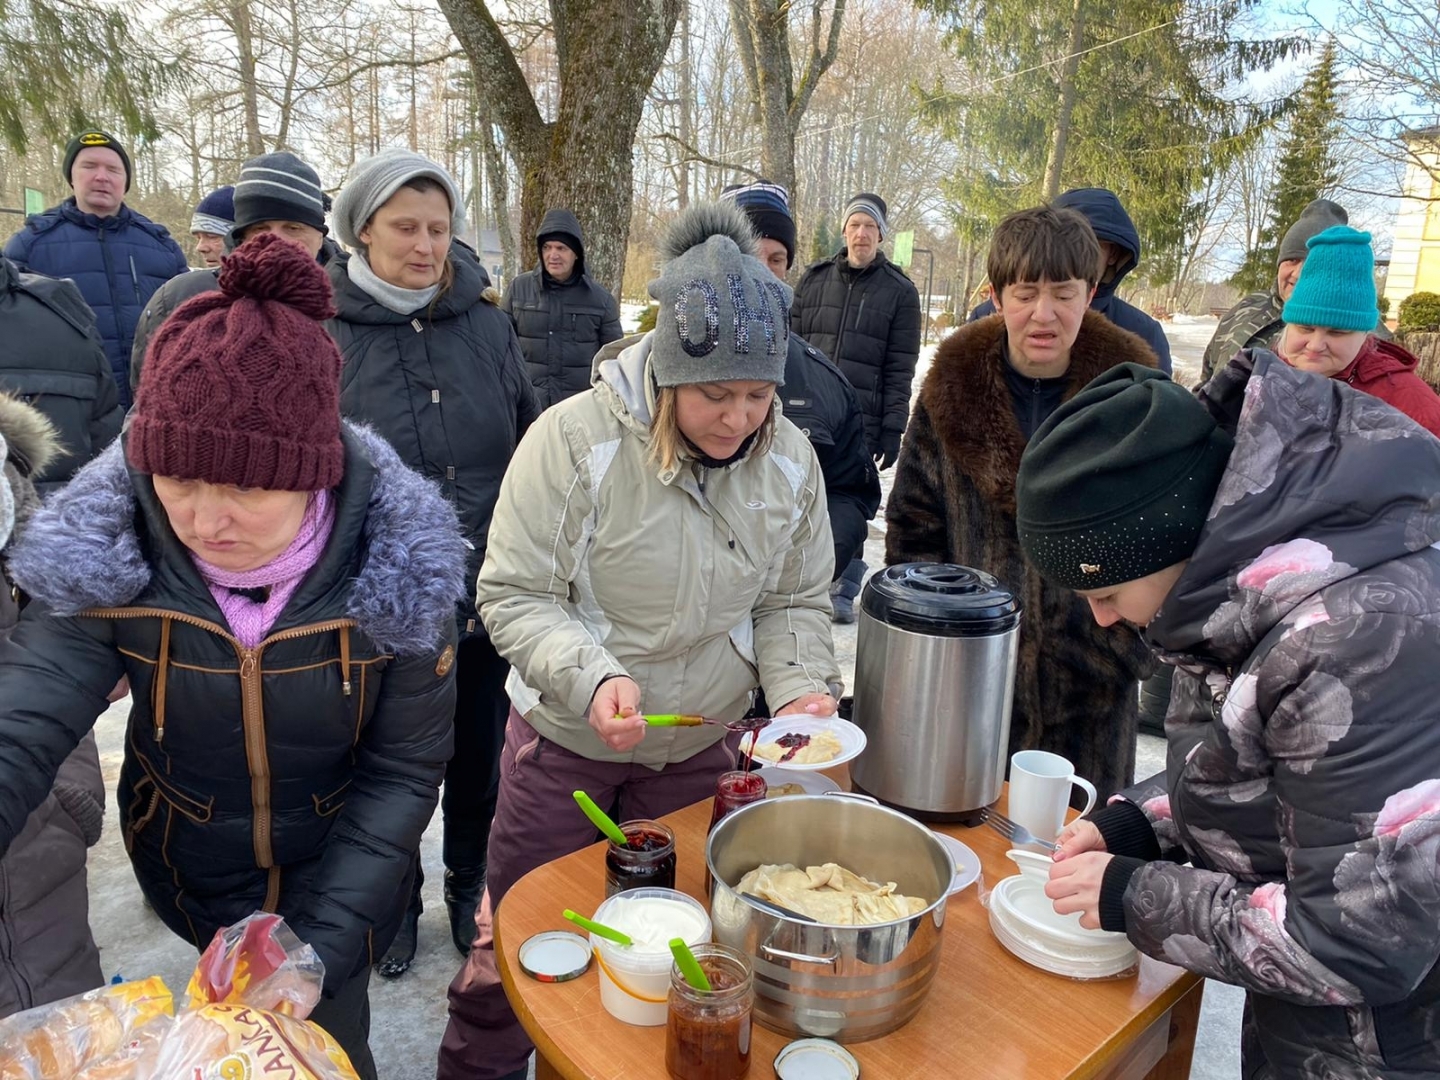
[478,334,840,768]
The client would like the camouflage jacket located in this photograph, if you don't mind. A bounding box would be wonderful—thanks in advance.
[1202,290,1394,385]
[1097,352,1440,1079]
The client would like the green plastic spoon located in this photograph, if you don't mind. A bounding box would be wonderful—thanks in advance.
[562,908,633,946]
[572,790,630,848]
[669,938,712,991]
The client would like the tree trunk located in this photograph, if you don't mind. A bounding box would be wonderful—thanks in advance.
[478,113,517,283]
[1041,0,1086,199]
[676,0,692,209]
[438,0,678,294]
[229,0,265,156]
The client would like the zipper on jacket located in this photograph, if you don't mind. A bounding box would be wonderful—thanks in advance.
[834,280,856,363]
[1031,377,1043,435]
[129,255,141,302]
[82,606,357,872]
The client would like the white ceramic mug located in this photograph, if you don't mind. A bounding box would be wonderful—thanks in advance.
[1008,750,1097,847]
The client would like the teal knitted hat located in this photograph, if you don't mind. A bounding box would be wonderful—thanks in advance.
[1282,226,1377,333]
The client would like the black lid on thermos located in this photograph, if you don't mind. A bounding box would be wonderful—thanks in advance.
[860,563,1021,637]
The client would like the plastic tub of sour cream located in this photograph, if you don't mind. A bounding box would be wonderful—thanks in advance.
[590,887,713,1026]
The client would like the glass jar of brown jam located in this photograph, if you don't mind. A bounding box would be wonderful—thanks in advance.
[665,943,753,1080]
[604,819,677,897]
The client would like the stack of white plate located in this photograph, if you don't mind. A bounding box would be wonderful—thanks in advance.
[988,850,1137,979]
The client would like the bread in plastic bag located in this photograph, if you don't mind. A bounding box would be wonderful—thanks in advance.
[0,977,172,1079]
[0,912,358,1079]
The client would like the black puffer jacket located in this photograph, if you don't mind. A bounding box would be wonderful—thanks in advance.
[502,209,623,409]
[790,249,921,455]
[0,426,466,994]
[780,334,880,577]
[0,258,121,495]
[328,252,540,633]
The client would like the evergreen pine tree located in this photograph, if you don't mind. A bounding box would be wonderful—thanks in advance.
[1230,41,1342,294]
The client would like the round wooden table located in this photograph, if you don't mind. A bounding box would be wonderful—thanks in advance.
[495,786,1203,1079]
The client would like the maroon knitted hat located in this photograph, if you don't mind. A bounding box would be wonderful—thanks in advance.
[128,232,344,491]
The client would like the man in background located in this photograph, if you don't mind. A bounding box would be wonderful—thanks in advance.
[3,129,188,408]
[791,191,920,622]
[188,185,235,269]
[723,181,880,597]
[502,209,622,409]
[1201,198,1391,383]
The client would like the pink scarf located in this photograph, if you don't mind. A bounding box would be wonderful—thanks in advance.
[191,489,336,647]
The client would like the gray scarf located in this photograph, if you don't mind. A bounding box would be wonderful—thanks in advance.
[347,253,440,315]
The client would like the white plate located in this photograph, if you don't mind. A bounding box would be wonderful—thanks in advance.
[747,715,867,771]
[757,768,841,796]
[931,831,982,895]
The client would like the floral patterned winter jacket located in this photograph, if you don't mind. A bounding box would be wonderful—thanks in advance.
[1092,351,1440,1079]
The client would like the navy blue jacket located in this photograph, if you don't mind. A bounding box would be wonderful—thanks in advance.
[970,188,1172,375]
[4,199,189,409]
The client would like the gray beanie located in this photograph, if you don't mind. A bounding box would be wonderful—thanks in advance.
[1277,199,1348,264]
[332,149,465,251]
[648,201,789,388]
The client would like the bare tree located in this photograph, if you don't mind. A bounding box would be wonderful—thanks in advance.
[728,0,846,206]
[436,0,680,292]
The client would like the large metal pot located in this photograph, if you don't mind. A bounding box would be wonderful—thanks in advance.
[706,794,952,1042]
[850,563,1021,822]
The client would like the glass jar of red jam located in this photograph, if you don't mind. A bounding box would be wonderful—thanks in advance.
[666,943,753,1080]
[707,771,768,833]
[604,819,677,897]
[704,771,767,895]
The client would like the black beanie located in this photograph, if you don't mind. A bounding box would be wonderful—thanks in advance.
[1016,364,1234,591]
[63,130,132,192]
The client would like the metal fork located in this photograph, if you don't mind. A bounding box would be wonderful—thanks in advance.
[979,807,1058,851]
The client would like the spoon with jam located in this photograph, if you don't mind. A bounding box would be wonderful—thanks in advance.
[641,714,774,735]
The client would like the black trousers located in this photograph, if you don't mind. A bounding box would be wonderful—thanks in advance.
[442,632,512,871]
[309,967,377,1080]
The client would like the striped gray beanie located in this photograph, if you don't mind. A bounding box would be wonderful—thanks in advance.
[231,153,327,240]
[843,192,889,239]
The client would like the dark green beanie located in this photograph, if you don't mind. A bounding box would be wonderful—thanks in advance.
[1016,364,1233,591]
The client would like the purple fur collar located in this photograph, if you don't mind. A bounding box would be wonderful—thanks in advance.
[8,425,466,656]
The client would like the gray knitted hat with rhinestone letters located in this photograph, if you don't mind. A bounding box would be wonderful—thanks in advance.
[1016,364,1233,591]
[648,201,789,388]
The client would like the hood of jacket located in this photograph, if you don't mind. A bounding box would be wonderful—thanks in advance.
[328,249,488,326]
[8,423,466,655]
[1337,335,1418,382]
[596,333,657,430]
[920,311,1158,516]
[0,395,59,482]
[536,208,586,279]
[1054,188,1140,300]
[1146,349,1440,666]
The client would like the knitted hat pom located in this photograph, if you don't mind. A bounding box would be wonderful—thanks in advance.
[128,231,345,492]
[217,231,337,320]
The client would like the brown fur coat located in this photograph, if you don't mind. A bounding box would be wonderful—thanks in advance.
[885,312,1157,800]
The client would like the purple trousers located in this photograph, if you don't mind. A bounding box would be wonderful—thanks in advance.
[436,708,734,1080]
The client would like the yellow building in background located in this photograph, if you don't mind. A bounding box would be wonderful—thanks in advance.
[1384,127,1440,311]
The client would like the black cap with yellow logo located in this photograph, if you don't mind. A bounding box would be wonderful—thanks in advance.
[63,130,132,192]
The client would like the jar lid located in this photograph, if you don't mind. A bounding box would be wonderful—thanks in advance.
[518,931,593,983]
[860,563,1020,637]
[773,1038,861,1079]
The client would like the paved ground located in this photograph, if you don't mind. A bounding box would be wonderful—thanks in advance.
[78,316,1244,1077]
